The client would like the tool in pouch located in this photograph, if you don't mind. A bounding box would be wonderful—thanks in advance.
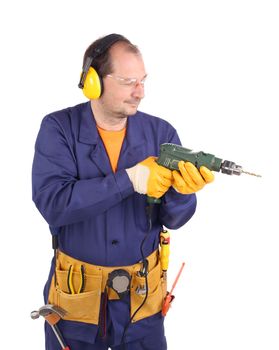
[67,264,85,294]
[160,229,170,279]
[134,259,149,296]
[160,229,186,317]
[31,304,70,350]
[107,269,131,299]
[162,262,185,317]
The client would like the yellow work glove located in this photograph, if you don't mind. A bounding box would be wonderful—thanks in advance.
[172,161,214,194]
[126,156,172,198]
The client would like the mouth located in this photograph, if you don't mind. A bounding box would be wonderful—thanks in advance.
[125,100,140,107]
[126,98,140,103]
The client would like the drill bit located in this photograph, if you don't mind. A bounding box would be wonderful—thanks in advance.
[241,170,262,178]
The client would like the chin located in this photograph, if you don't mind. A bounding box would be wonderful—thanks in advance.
[126,105,139,116]
[127,110,138,116]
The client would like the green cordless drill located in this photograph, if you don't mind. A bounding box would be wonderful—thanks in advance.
[148,143,261,204]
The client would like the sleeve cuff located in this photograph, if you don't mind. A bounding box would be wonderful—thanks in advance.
[114,169,134,199]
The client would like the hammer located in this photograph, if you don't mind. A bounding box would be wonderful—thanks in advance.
[31,304,70,350]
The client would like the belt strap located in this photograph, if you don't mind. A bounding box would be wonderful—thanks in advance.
[56,249,159,296]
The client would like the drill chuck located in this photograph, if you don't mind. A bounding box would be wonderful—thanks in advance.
[220,160,242,176]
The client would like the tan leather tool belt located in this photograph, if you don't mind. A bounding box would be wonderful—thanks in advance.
[48,249,167,325]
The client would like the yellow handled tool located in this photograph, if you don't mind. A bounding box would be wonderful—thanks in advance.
[160,230,170,276]
[67,265,85,294]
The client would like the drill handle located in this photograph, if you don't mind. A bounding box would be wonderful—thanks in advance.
[147,195,161,204]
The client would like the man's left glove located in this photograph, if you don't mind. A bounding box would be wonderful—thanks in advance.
[172,161,214,194]
[126,156,172,198]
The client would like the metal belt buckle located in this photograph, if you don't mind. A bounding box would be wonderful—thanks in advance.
[107,269,131,299]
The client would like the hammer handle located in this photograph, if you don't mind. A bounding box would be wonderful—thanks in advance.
[51,324,70,350]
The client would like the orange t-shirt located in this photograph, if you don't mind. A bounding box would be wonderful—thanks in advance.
[97,126,126,173]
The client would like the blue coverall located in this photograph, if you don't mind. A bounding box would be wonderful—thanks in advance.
[32,101,197,349]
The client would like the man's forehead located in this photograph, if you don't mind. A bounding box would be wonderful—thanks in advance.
[112,53,146,76]
[110,51,146,76]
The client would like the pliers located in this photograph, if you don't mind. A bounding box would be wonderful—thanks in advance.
[67,265,85,294]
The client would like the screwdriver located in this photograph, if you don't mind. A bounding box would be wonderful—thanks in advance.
[162,262,185,317]
[160,230,170,281]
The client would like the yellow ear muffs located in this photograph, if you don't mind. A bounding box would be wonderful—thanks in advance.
[82,67,102,99]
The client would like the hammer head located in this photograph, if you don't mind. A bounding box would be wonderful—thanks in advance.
[30,304,67,324]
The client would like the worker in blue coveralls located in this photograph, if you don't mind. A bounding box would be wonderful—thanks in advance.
[32,34,214,350]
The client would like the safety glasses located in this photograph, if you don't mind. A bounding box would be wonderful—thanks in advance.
[106,74,147,87]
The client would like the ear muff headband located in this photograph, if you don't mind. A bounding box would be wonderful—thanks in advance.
[78,34,125,99]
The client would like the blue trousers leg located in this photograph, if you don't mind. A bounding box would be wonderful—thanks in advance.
[45,323,167,350]
[112,329,167,350]
[45,324,107,350]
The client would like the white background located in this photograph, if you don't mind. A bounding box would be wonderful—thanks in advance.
[1,1,278,349]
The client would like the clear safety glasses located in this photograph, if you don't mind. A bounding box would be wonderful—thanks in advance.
[106,74,147,87]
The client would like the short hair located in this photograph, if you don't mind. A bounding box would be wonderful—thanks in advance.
[82,35,140,78]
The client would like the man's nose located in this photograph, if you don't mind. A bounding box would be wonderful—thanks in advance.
[132,82,145,99]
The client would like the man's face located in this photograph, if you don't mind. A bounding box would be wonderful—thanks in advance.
[99,44,147,117]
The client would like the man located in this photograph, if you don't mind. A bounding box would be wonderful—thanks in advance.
[32,34,214,350]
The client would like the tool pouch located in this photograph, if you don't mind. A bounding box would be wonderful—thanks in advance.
[48,252,102,325]
[48,249,166,325]
[130,259,167,323]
